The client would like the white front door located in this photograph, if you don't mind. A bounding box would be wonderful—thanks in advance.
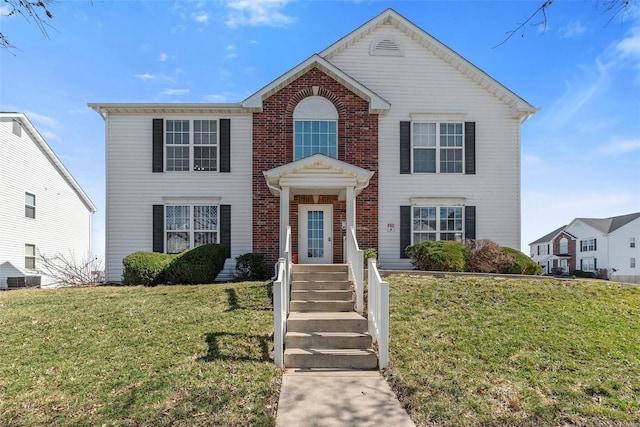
[298,204,333,264]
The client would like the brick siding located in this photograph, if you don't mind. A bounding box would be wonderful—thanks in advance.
[252,67,379,266]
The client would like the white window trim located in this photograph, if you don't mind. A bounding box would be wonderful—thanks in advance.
[25,244,36,270]
[410,120,465,174]
[581,257,596,271]
[164,118,220,172]
[25,192,36,219]
[580,238,596,252]
[163,198,221,254]
[411,205,465,244]
[293,97,338,161]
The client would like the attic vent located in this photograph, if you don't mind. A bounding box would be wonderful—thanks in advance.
[370,37,404,57]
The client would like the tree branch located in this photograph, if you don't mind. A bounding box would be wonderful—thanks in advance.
[494,0,553,48]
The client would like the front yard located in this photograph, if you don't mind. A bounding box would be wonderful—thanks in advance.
[1,276,638,426]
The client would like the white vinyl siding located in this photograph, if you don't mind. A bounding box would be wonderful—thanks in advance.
[104,113,253,283]
[0,116,93,289]
[326,25,522,268]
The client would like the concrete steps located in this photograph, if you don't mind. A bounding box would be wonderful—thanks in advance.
[284,264,377,369]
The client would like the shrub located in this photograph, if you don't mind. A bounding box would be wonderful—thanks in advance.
[502,247,542,275]
[465,240,514,273]
[573,270,596,278]
[164,244,227,284]
[122,251,175,286]
[234,253,268,281]
[406,240,466,272]
[363,248,378,266]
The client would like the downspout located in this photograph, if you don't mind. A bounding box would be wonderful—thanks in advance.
[264,175,282,281]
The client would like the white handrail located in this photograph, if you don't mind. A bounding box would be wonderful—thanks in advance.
[368,258,389,370]
[346,226,363,314]
[273,226,292,368]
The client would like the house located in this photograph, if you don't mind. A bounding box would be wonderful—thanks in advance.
[0,113,97,289]
[89,9,538,284]
[530,212,640,283]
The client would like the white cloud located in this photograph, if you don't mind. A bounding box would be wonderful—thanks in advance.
[203,93,227,102]
[40,130,60,142]
[160,88,190,97]
[227,52,238,59]
[225,0,295,28]
[559,20,587,39]
[616,30,640,57]
[193,12,209,24]
[24,110,59,128]
[133,73,156,81]
[597,138,640,155]
[0,4,13,17]
[159,53,169,62]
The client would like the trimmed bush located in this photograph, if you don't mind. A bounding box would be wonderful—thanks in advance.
[234,253,268,281]
[164,244,227,284]
[363,248,378,266]
[406,240,466,272]
[573,270,596,278]
[122,251,175,286]
[502,247,543,275]
[465,240,514,273]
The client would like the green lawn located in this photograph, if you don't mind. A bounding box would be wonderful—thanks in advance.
[0,283,280,426]
[385,275,640,426]
[2,277,639,426]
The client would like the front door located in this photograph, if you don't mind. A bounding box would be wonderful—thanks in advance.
[298,204,333,264]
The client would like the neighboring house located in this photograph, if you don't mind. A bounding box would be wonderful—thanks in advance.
[0,113,97,289]
[90,9,538,284]
[530,212,640,283]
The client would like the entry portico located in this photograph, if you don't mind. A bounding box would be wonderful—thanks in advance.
[263,154,374,261]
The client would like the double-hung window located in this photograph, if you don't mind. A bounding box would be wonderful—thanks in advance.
[293,96,338,161]
[581,257,596,271]
[166,204,218,254]
[166,119,218,171]
[580,238,596,252]
[413,122,463,173]
[25,244,36,269]
[25,192,36,219]
[413,206,463,243]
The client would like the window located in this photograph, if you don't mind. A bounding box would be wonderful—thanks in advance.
[631,258,636,268]
[631,238,636,248]
[581,258,596,271]
[538,244,548,256]
[293,96,338,160]
[580,238,596,252]
[413,122,463,173]
[559,237,568,254]
[25,192,35,218]
[413,206,463,243]
[166,119,218,171]
[165,205,218,254]
[25,244,36,269]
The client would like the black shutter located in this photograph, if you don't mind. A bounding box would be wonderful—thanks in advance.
[465,122,475,175]
[580,259,583,270]
[152,205,164,253]
[400,121,411,174]
[465,205,476,240]
[400,205,411,258]
[220,119,231,173]
[594,238,597,251]
[594,258,597,270]
[220,205,231,258]
[152,119,164,173]
[537,246,540,256]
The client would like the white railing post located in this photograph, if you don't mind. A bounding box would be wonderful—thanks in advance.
[347,226,363,314]
[273,226,292,368]
[368,258,389,370]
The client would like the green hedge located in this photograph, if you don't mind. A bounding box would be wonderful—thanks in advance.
[406,241,466,272]
[502,247,543,275]
[406,240,542,276]
[122,244,227,286]
[122,251,175,286]
[234,253,268,281]
[164,244,227,284]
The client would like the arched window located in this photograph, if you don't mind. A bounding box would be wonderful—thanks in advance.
[293,96,338,160]
[559,237,568,254]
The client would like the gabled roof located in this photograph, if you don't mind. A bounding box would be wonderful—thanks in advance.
[530,225,568,245]
[320,8,538,121]
[243,54,391,114]
[263,153,374,199]
[0,112,97,213]
[574,212,640,234]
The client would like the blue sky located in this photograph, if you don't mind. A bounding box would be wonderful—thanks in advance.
[1,0,639,259]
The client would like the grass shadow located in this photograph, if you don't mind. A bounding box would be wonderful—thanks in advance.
[224,288,239,311]
[198,331,271,363]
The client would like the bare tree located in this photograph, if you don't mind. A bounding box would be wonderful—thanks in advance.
[495,0,637,48]
[1,0,54,49]
[37,251,104,287]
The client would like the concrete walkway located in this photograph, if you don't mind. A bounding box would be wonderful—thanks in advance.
[276,369,415,427]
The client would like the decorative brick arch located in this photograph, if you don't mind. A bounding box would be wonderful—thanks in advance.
[285,86,347,117]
